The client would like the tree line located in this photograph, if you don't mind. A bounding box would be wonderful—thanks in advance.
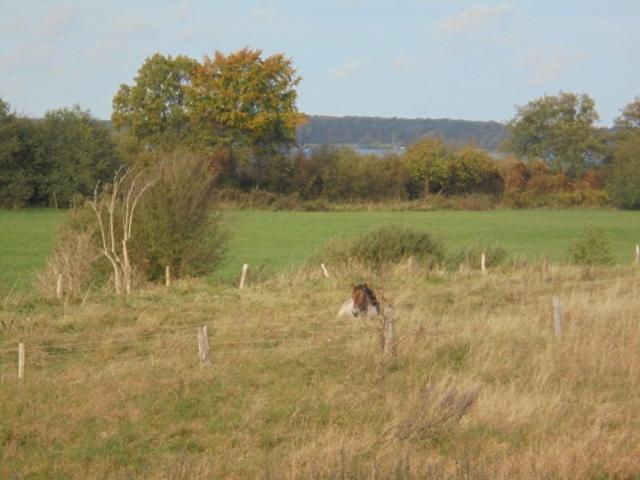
[297,115,507,151]
[1,48,640,209]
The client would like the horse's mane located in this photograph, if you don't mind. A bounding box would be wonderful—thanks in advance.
[352,283,380,313]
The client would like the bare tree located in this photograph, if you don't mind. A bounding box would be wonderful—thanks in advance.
[89,167,155,295]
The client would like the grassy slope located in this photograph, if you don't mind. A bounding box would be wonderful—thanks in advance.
[2,209,640,289]
[0,210,640,291]
[219,209,640,279]
[0,209,66,291]
[2,264,640,478]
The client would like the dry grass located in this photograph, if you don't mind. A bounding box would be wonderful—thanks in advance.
[2,261,640,478]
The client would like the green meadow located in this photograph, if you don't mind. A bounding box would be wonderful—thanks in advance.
[2,208,640,290]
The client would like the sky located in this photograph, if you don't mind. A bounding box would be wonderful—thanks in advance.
[1,0,638,126]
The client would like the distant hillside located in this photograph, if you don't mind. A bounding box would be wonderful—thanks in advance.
[297,115,508,151]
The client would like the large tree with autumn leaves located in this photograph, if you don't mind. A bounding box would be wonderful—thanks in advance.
[111,48,305,186]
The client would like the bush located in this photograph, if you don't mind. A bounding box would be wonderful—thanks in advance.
[37,228,102,299]
[448,146,504,196]
[132,154,227,281]
[568,225,613,267]
[447,240,507,271]
[40,154,227,294]
[313,225,445,271]
[37,205,110,298]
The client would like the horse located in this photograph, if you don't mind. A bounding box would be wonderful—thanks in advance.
[338,283,380,318]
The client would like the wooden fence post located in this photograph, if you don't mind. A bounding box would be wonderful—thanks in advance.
[383,308,395,356]
[635,245,639,264]
[165,265,171,287]
[320,263,330,278]
[481,252,486,274]
[56,273,63,299]
[552,296,563,338]
[239,264,248,289]
[18,342,24,381]
[197,326,211,366]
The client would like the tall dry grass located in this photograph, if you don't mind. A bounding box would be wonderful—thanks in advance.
[1,261,640,478]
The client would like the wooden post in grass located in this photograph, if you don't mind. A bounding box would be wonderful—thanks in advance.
[320,263,330,278]
[481,252,487,274]
[18,342,24,381]
[239,264,248,289]
[165,265,171,287]
[383,308,395,356]
[552,296,563,338]
[56,273,63,299]
[635,245,639,264]
[197,326,210,366]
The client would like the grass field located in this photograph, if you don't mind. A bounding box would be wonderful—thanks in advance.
[0,209,66,291]
[2,208,639,291]
[2,261,640,478]
[3,208,640,477]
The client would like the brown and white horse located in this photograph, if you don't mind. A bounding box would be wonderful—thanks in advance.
[338,283,380,318]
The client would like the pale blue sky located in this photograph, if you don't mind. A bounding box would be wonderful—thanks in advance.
[1,0,638,125]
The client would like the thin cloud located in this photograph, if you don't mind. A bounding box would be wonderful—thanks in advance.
[114,15,151,34]
[390,54,430,73]
[0,44,56,71]
[329,59,366,80]
[522,47,588,85]
[174,0,193,22]
[250,6,276,22]
[40,3,78,39]
[437,3,515,36]
[86,41,117,64]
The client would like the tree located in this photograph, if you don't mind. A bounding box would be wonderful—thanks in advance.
[504,92,603,178]
[606,131,640,209]
[403,137,452,196]
[38,106,118,206]
[615,96,640,130]
[89,167,155,295]
[188,48,305,186]
[112,53,198,147]
[0,99,39,207]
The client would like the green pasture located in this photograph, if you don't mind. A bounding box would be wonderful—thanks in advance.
[1,208,640,290]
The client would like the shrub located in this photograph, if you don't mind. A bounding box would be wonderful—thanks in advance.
[404,140,504,197]
[37,228,102,299]
[132,154,227,281]
[447,240,507,271]
[312,225,445,271]
[448,146,504,196]
[568,225,613,267]
[37,206,109,298]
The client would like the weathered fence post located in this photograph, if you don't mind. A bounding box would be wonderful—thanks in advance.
[320,263,330,278]
[165,265,171,287]
[552,296,563,338]
[197,326,210,366]
[18,342,24,381]
[383,308,395,356]
[635,245,639,264]
[56,273,63,299]
[481,252,487,274]
[239,264,248,289]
